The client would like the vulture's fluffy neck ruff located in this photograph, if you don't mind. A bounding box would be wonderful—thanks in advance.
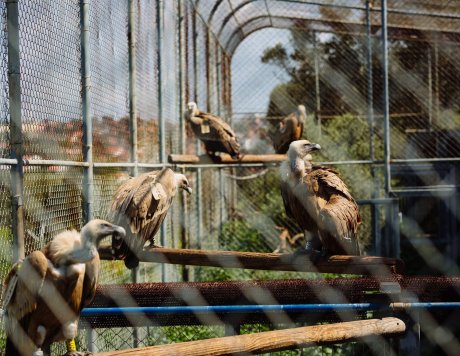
[297,105,306,119]
[285,140,318,180]
[186,102,203,125]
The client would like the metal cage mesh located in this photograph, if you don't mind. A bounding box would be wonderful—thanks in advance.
[0,1,459,354]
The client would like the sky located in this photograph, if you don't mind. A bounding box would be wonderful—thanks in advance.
[231,28,292,116]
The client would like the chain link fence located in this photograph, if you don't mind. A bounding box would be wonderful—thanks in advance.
[0,0,459,355]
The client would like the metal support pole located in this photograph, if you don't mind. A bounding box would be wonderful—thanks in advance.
[313,31,321,136]
[128,0,138,178]
[427,47,433,130]
[157,0,165,165]
[86,329,98,354]
[206,28,212,112]
[156,0,167,282]
[192,11,203,260]
[219,167,225,236]
[433,38,440,126]
[366,0,375,161]
[178,0,186,153]
[128,0,141,346]
[216,46,222,116]
[80,2,95,348]
[381,0,391,196]
[366,0,381,255]
[391,199,400,258]
[7,0,25,261]
[178,0,189,281]
[80,0,93,223]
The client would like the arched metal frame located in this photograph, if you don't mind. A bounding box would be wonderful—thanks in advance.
[190,0,460,55]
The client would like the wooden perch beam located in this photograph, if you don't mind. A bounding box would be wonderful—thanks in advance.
[98,246,405,275]
[96,317,405,356]
[168,153,287,164]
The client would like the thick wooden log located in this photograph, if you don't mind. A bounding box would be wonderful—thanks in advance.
[96,317,405,356]
[98,246,404,275]
[168,153,287,164]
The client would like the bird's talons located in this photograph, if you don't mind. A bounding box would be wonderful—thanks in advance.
[61,352,92,356]
[291,242,321,261]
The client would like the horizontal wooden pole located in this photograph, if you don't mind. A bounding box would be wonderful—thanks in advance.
[96,317,405,356]
[168,153,287,164]
[98,246,404,275]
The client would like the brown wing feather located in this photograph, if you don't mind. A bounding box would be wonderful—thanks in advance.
[81,256,100,309]
[319,196,361,255]
[309,167,355,202]
[273,112,298,154]
[190,111,240,157]
[281,175,320,234]
[110,168,177,253]
[3,251,48,323]
[199,112,237,137]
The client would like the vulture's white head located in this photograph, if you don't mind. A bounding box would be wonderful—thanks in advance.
[174,173,193,194]
[81,219,126,246]
[297,105,306,119]
[288,140,321,160]
[185,102,202,125]
[186,102,198,116]
[287,140,321,176]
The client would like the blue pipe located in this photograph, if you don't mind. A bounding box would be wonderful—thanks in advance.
[81,302,460,316]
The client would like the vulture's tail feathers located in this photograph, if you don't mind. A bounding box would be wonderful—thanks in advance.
[112,236,139,269]
[124,253,139,269]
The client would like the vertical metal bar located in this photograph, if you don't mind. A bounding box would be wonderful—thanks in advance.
[366,0,380,255]
[433,38,440,125]
[157,0,165,164]
[156,0,167,282]
[366,0,375,161]
[427,47,433,130]
[216,46,222,116]
[196,168,202,250]
[226,54,232,119]
[193,11,203,255]
[313,31,321,136]
[7,0,25,261]
[128,0,140,346]
[205,28,212,112]
[128,0,138,178]
[178,0,189,281]
[219,167,225,235]
[81,0,93,223]
[178,0,186,153]
[392,199,400,258]
[381,0,391,196]
[86,328,98,353]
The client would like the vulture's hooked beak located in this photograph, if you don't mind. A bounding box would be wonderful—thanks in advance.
[305,142,321,152]
[110,225,126,243]
[183,186,193,195]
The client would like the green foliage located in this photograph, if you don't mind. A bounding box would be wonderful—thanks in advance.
[146,325,223,345]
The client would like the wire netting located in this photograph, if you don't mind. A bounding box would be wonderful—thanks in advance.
[0,1,459,355]
[19,0,82,162]
[90,0,129,163]
[135,0,159,164]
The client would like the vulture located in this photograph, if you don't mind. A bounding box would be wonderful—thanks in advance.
[272,105,306,154]
[3,219,126,356]
[280,140,361,256]
[185,102,241,159]
[109,167,192,269]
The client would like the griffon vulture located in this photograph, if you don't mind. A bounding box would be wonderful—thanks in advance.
[280,140,361,256]
[110,167,192,269]
[272,105,306,154]
[3,219,125,356]
[185,102,241,159]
